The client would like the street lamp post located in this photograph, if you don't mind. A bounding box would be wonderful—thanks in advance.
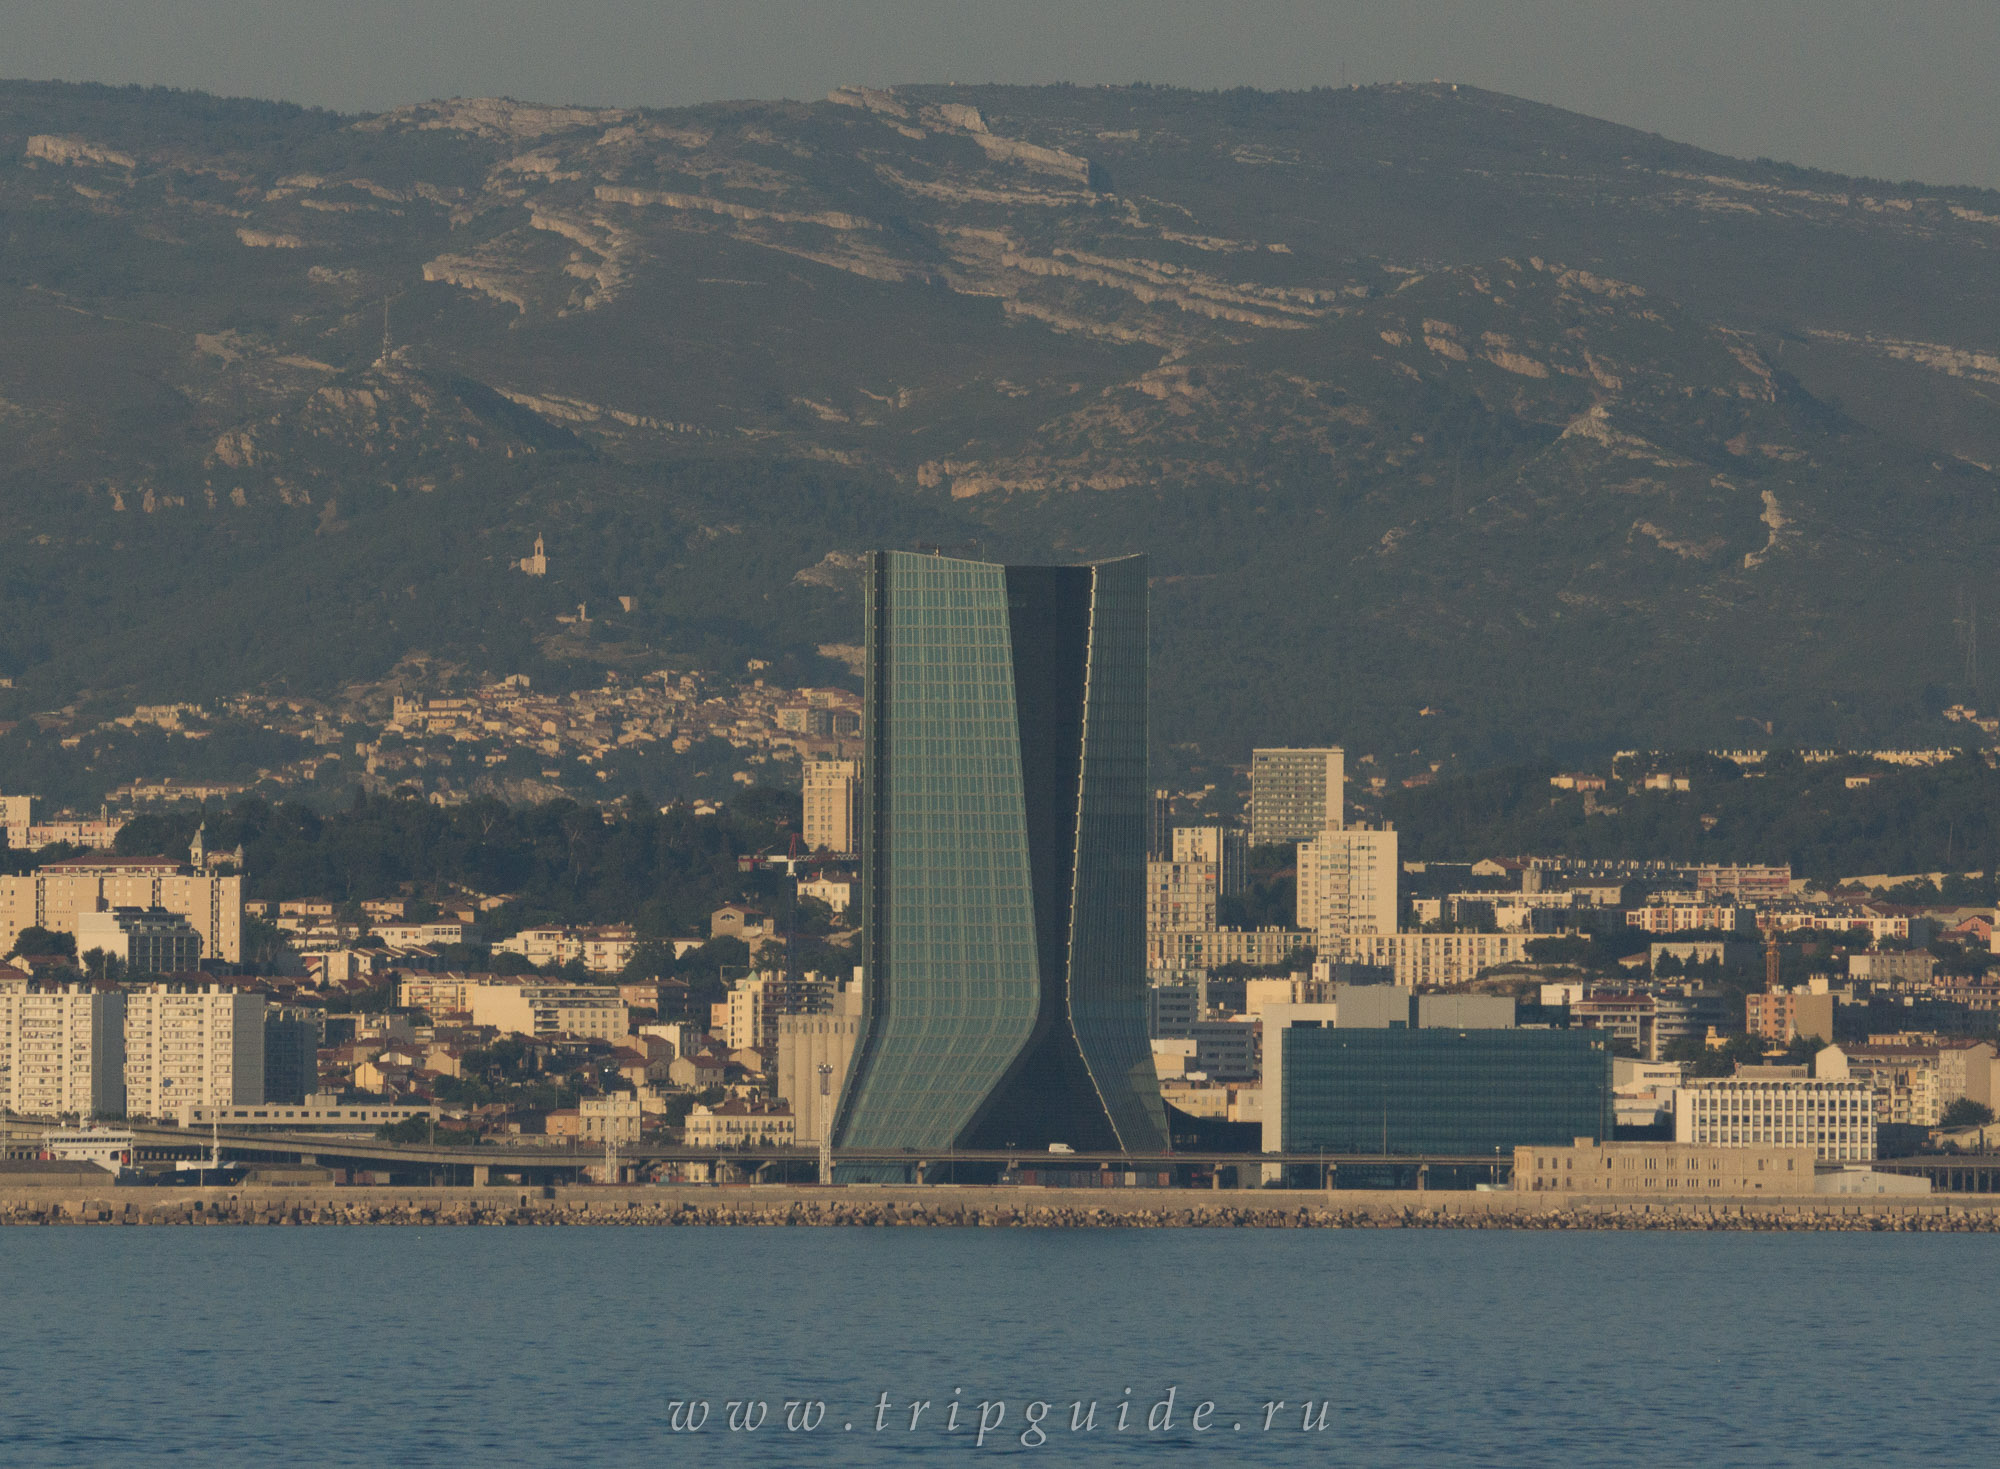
[817,1064,834,1185]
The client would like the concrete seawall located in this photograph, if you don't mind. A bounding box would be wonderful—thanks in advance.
[2,1184,1997,1229]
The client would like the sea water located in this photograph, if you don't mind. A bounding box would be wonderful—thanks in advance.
[0,1226,1993,1466]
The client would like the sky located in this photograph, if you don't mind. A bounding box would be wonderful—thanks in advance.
[4,0,1999,191]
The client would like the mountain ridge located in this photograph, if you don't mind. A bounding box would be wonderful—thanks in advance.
[4,78,2000,779]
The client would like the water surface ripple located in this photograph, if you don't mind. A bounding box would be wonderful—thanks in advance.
[0,1228,1991,1465]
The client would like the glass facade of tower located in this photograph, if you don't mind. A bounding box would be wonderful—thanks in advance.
[833,551,1168,1158]
[1281,1027,1613,1155]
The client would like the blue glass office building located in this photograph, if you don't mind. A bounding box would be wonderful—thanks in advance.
[831,551,1168,1156]
[1281,1026,1613,1155]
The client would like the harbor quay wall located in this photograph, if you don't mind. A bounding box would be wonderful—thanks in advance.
[2,1184,1999,1229]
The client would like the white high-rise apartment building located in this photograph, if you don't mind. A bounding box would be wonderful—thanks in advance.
[124,985,266,1120]
[0,980,127,1118]
[1249,748,1344,848]
[1296,826,1400,947]
[1675,1077,1876,1162]
[803,758,861,854]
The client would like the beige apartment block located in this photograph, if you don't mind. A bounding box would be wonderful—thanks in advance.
[1517,1140,1818,1197]
[1816,1040,1996,1127]
[1694,864,1794,902]
[803,758,861,854]
[74,906,204,976]
[685,1098,795,1149]
[1345,931,1534,987]
[0,794,30,847]
[1,796,123,852]
[579,1093,642,1145]
[24,816,124,851]
[124,985,266,1119]
[0,856,241,963]
[371,921,466,946]
[1248,748,1344,848]
[397,973,477,1013]
[1171,826,1247,895]
[1627,903,1756,935]
[1937,1038,1999,1109]
[1147,858,1220,933]
[0,981,127,1119]
[724,971,836,1056]
[1295,825,1399,943]
[1819,1043,1943,1126]
[464,982,628,1041]
[1146,926,1312,974]
[1746,987,1836,1045]
[797,876,853,915]
[493,924,636,973]
[726,974,779,1055]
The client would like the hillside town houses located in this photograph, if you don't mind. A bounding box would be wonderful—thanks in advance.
[0,663,863,815]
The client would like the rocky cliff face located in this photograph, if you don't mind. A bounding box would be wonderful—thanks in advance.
[3,79,1999,762]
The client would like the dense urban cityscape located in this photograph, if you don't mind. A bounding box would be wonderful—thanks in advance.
[4,553,1995,1204]
[10,18,2000,1465]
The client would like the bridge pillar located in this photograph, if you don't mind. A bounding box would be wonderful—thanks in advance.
[472,1165,490,1188]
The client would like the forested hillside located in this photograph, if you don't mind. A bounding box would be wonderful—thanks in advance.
[1382,751,2000,885]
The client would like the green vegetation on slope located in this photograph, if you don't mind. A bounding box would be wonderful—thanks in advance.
[1383,750,2000,885]
[116,788,805,935]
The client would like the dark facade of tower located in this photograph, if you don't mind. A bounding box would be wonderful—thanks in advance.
[831,551,1168,1155]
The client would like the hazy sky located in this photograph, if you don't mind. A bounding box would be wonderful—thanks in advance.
[6,0,1999,191]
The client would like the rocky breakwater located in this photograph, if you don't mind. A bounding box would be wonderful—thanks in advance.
[5,1193,2000,1230]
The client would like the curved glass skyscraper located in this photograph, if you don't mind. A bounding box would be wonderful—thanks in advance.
[831,550,1168,1158]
